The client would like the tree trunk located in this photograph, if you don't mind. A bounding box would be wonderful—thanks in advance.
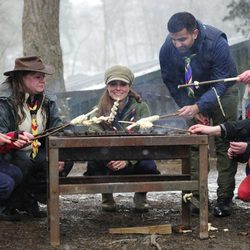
[22,0,65,92]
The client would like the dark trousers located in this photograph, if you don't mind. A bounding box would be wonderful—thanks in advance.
[4,148,74,205]
[0,161,22,201]
[188,85,239,201]
[85,160,160,176]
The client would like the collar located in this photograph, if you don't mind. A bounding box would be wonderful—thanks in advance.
[26,93,45,111]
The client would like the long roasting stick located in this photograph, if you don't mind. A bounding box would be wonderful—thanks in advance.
[34,123,71,140]
[34,107,98,140]
[159,112,180,119]
[118,112,180,126]
[118,112,181,130]
[118,121,189,133]
[177,76,239,89]
[33,99,119,140]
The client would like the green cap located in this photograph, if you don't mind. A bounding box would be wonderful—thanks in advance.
[104,65,134,86]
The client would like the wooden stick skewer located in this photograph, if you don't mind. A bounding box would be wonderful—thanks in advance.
[34,123,71,140]
[159,112,180,119]
[118,121,134,125]
[177,76,239,89]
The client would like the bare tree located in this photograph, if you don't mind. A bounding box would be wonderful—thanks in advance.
[0,1,22,82]
[22,0,65,92]
[223,0,250,38]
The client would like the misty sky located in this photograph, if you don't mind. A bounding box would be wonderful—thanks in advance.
[0,0,245,86]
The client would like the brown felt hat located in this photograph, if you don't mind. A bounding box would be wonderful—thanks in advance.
[3,55,55,76]
[104,65,134,86]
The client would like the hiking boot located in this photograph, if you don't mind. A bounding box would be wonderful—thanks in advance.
[0,206,21,221]
[213,198,232,217]
[101,193,116,212]
[133,192,149,212]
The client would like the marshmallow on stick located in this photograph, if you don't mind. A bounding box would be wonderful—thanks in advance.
[126,115,160,130]
[75,99,119,126]
[81,116,110,126]
[70,107,98,125]
[107,99,119,123]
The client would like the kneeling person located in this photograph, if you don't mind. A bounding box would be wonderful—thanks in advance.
[84,65,160,212]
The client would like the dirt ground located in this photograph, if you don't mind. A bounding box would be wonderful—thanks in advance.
[0,161,250,250]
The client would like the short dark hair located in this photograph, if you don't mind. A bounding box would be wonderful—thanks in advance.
[167,12,197,33]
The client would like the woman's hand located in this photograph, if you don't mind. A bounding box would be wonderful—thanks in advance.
[107,160,127,171]
[0,133,12,145]
[13,132,34,148]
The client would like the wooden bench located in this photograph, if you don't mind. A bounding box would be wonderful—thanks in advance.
[47,134,208,246]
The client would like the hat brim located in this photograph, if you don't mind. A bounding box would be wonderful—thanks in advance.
[106,77,130,85]
[3,65,55,76]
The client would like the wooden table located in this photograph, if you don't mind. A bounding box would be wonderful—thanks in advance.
[47,134,208,246]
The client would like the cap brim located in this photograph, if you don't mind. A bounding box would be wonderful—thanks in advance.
[106,77,130,85]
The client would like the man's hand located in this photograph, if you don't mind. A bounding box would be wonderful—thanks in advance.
[107,160,127,171]
[227,147,234,159]
[227,141,247,159]
[229,141,248,156]
[178,104,199,118]
[194,113,210,125]
[238,70,250,84]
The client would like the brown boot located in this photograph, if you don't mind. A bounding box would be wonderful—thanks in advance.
[101,193,116,212]
[133,192,149,212]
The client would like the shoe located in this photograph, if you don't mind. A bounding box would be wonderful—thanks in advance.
[133,192,149,212]
[0,206,21,221]
[18,199,47,218]
[102,193,116,212]
[213,198,232,217]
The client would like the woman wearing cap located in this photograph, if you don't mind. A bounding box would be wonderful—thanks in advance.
[84,65,160,212]
[0,55,73,217]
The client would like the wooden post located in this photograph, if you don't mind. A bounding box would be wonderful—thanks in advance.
[199,144,208,239]
[48,145,60,246]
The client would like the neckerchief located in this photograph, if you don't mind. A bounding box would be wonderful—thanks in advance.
[184,53,196,98]
[27,95,40,158]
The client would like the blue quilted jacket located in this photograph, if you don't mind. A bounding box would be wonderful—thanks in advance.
[159,20,237,114]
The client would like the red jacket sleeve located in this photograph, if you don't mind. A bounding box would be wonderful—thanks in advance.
[0,131,20,153]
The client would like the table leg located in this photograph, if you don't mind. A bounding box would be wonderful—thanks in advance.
[48,148,60,246]
[199,144,208,239]
[181,158,191,226]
